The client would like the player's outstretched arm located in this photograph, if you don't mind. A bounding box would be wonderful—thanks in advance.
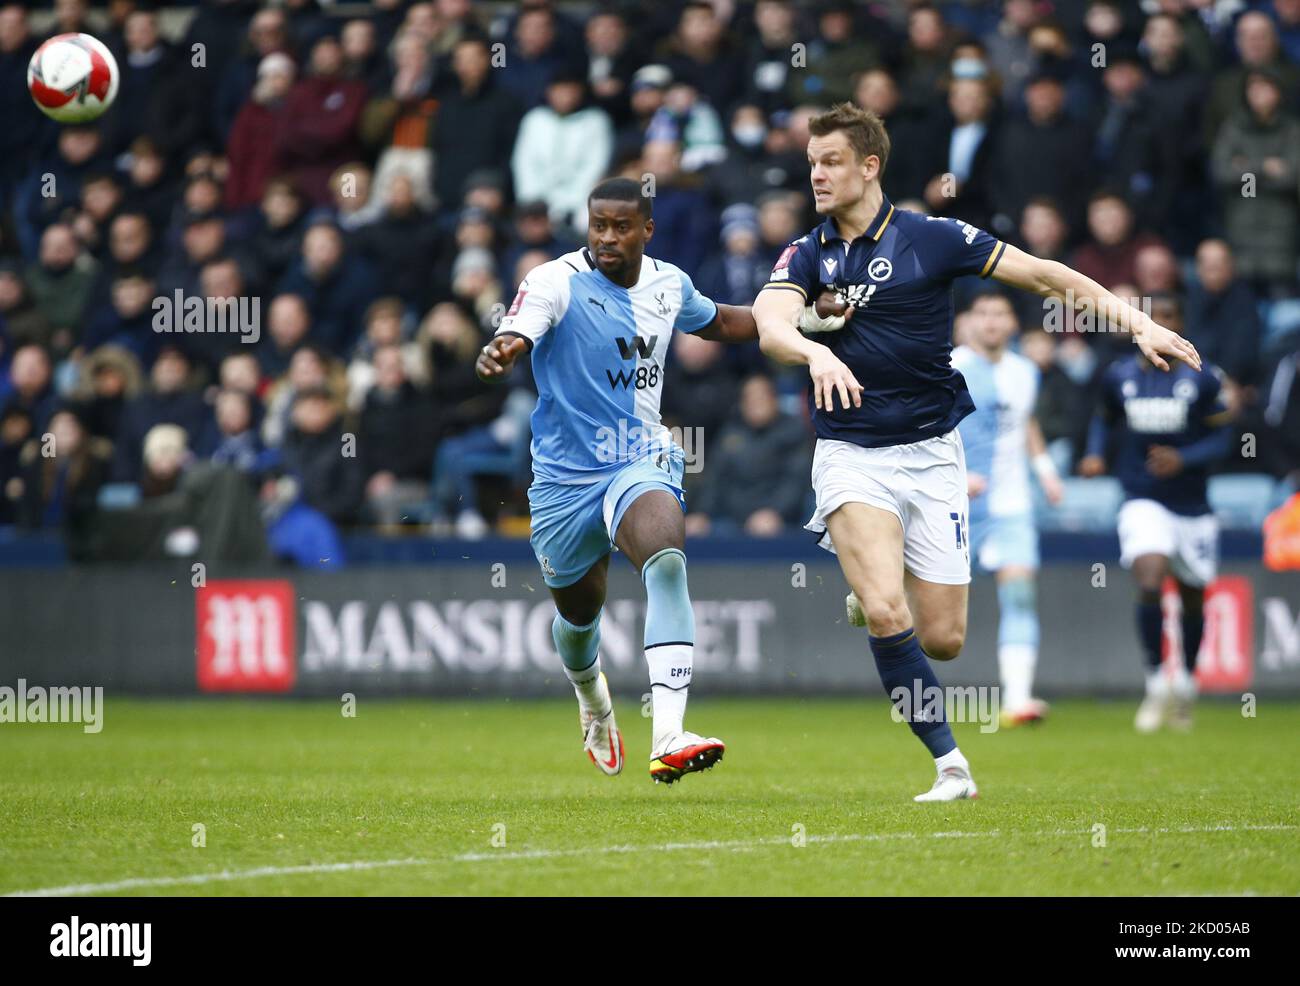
[475,333,529,383]
[754,287,862,411]
[990,243,1201,373]
[694,303,759,343]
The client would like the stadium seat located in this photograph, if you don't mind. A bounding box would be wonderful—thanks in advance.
[1037,477,1124,532]
[1208,474,1278,529]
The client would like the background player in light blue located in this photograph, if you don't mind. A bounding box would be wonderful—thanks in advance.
[476,178,759,783]
[952,293,1064,728]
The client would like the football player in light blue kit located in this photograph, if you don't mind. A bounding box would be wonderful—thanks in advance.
[951,292,1064,728]
[476,178,759,783]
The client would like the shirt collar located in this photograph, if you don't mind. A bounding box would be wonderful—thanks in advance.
[819,195,895,246]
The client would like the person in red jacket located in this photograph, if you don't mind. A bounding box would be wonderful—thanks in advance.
[224,52,295,212]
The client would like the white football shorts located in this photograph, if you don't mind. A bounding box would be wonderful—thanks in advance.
[1117,497,1219,587]
[805,430,971,585]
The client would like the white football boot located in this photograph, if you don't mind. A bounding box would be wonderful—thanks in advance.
[1135,671,1173,734]
[1169,671,1197,732]
[847,591,867,627]
[580,672,624,776]
[913,765,980,802]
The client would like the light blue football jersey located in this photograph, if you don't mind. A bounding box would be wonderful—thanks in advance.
[494,248,718,484]
[951,344,1040,519]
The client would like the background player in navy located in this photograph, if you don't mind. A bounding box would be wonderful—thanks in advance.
[752,103,1201,801]
[476,178,759,783]
[1081,295,1234,733]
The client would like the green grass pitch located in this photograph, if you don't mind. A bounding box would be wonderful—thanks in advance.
[2,697,1297,896]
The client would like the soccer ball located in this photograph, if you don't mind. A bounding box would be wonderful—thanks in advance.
[27,33,119,123]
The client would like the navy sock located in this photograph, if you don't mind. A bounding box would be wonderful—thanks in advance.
[869,628,956,759]
[1137,600,1163,670]
[1181,606,1204,674]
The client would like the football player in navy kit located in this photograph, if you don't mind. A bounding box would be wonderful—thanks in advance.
[752,103,1201,801]
[1081,295,1234,733]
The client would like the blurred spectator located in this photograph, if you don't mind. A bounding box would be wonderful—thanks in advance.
[1210,68,1300,298]
[686,374,810,536]
[787,1,882,108]
[1020,326,1088,469]
[697,203,768,307]
[211,387,264,474]
[280,385,363,525]
[3,343,57,432]
[1091,46,1176,233]
[224,52,297,211]
[273,36,368,206]
[262,344,346,450]
[14,126,109,260]
[112,345,215,482]
[645,83,727,173]
[501,200,575,283]
[638,140,716,278]
[25,224,98,356]
[1011,197,1070,328]
[259,294,313,381]
[359,343,436,525]
[358,28,437,210]
[215,6,292,144]
[1206,11,1300,145]
[351,172,441,310]
[1068,191,1166,293]
[898,4,952,115]
[923,75,998,230]
[449,247,502,327]
[277,220,379,354]
[1133,243,1180,298]
[512,68,613,236]
[16,406,108,548]
[70,344,142,443]
[854,67,944,206]
[991,62,1091,235]
[121,138,177,234]
[1184,239,1263,389]
[741,0,799,115]
[248,179,308,288]
[500,3,567,107]
[0,403,32,525]
[82,270,159,367]
[346,297,423,409]
[432,36,521,214]
[662,1,744,115]
[0,262,52,350]
[982,0,1040,105]
[584,8,637,125]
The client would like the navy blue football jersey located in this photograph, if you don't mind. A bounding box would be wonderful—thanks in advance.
[1087,355,1234,515]
[761,196,1006,448]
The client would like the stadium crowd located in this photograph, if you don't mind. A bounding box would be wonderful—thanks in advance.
[1,0,1299,562]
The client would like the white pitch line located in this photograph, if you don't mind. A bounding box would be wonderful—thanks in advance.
[5,824,1294,897]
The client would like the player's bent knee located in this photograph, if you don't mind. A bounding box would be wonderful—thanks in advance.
[861,593,911,637]
[920,628,965,661]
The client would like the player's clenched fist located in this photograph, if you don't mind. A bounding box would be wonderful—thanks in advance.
[807,345,863,412]
[798,288,855,334]
[476,335,528,382]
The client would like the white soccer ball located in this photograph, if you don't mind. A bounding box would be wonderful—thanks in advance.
[27,33,120,124]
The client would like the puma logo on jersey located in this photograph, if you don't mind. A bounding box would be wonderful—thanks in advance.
[587,296,608,314]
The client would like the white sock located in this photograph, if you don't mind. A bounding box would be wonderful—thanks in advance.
[563,657,607,714]
[998,643,1036,709]
[935,748,969,774]
[646,643,692,747]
